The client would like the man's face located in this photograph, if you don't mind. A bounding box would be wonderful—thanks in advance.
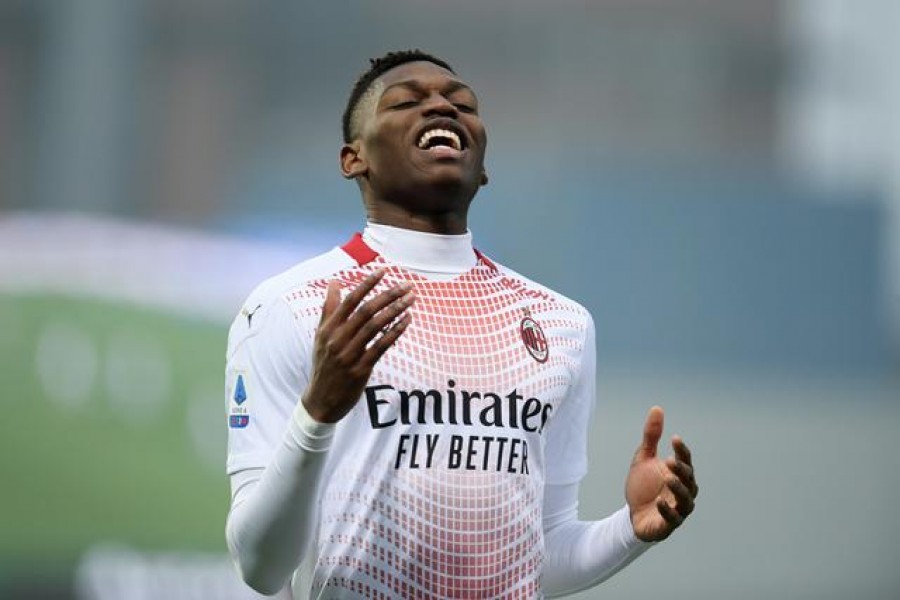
[346,61,488,208]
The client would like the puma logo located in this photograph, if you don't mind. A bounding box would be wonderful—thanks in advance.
[243,304,262,328]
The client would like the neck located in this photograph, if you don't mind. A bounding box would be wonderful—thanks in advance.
[361,189,473,234]
[365,207,468,235]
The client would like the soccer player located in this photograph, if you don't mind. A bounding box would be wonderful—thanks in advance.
[225,50,698,599]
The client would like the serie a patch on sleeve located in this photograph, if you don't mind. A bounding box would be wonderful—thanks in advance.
[228,370,250,429]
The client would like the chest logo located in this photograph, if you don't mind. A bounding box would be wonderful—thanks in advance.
[520,316,549,363]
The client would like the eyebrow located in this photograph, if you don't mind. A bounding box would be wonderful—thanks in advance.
[381,79,475,97]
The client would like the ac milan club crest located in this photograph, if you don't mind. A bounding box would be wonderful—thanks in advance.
[520,316,549,363]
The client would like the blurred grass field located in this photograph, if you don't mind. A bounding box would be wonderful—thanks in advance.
[0,293,230,581]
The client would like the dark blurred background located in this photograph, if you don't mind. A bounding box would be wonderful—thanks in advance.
[1,1,898,599]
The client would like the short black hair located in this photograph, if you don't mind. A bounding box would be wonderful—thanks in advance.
[342,50,455,143]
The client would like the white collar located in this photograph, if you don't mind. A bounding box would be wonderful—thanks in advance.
[362,222,478,274]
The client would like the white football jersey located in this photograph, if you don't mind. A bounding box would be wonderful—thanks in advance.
[226,230,596,599]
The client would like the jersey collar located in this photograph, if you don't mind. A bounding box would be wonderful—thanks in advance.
[342,222,491,274]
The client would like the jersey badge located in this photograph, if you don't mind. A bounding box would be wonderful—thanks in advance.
[520,315,549,363]
[229,371,250,428]
[229,415,249,428]
[233,374,247,405]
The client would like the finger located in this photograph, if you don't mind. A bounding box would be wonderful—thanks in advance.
[672,435,693,467]
[362,311,412,365]
[657,498,684,528]
[665,475,695,516]
[635,406,664,461]
[344,283,414,337]
[347,290,416,350]
[666,456,694,487]
[667,455,699,498]
[319,279,343,326]
[330,269,386,323]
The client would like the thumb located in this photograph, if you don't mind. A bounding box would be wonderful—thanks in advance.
[320,279,341,324]
[635,405,665,461]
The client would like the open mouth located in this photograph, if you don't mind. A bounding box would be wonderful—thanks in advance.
[416,127,465,153]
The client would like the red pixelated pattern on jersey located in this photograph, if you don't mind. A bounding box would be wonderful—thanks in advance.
[283,237,587,599]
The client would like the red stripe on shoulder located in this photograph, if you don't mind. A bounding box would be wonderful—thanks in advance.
[474,248,498,272]
[341,232,379,266]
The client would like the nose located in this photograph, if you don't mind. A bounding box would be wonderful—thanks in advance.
[421,92,458,118]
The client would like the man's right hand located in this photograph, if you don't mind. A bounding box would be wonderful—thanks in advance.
[301,269,415,423]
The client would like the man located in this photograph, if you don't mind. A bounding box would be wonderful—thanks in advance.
[225,50,697,599]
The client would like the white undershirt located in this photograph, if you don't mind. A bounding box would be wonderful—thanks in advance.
[225,223,652,597]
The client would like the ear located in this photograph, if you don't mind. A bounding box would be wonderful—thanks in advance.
[480,170,489,186]
[340,141,367,180]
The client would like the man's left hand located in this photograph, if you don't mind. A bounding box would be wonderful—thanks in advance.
[625,406,698,542]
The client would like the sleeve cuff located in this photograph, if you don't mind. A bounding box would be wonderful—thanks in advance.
[614,505,655,550]
[289,400,336,452]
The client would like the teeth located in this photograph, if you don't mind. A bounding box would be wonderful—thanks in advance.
[417,128,462,151]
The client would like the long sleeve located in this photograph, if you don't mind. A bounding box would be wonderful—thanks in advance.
[223,291,329,595]
[542,483,653,597]
[541,315,653,596]
[226,401,334,595]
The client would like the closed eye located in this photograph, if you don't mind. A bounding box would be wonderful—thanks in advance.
[454,104,476,114]
[390,101,419,110]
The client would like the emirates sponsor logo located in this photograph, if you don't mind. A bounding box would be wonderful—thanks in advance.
[364,380,552,473]
[520,316,548,363]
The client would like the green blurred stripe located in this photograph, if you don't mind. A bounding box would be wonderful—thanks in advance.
[0,294,229,568]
